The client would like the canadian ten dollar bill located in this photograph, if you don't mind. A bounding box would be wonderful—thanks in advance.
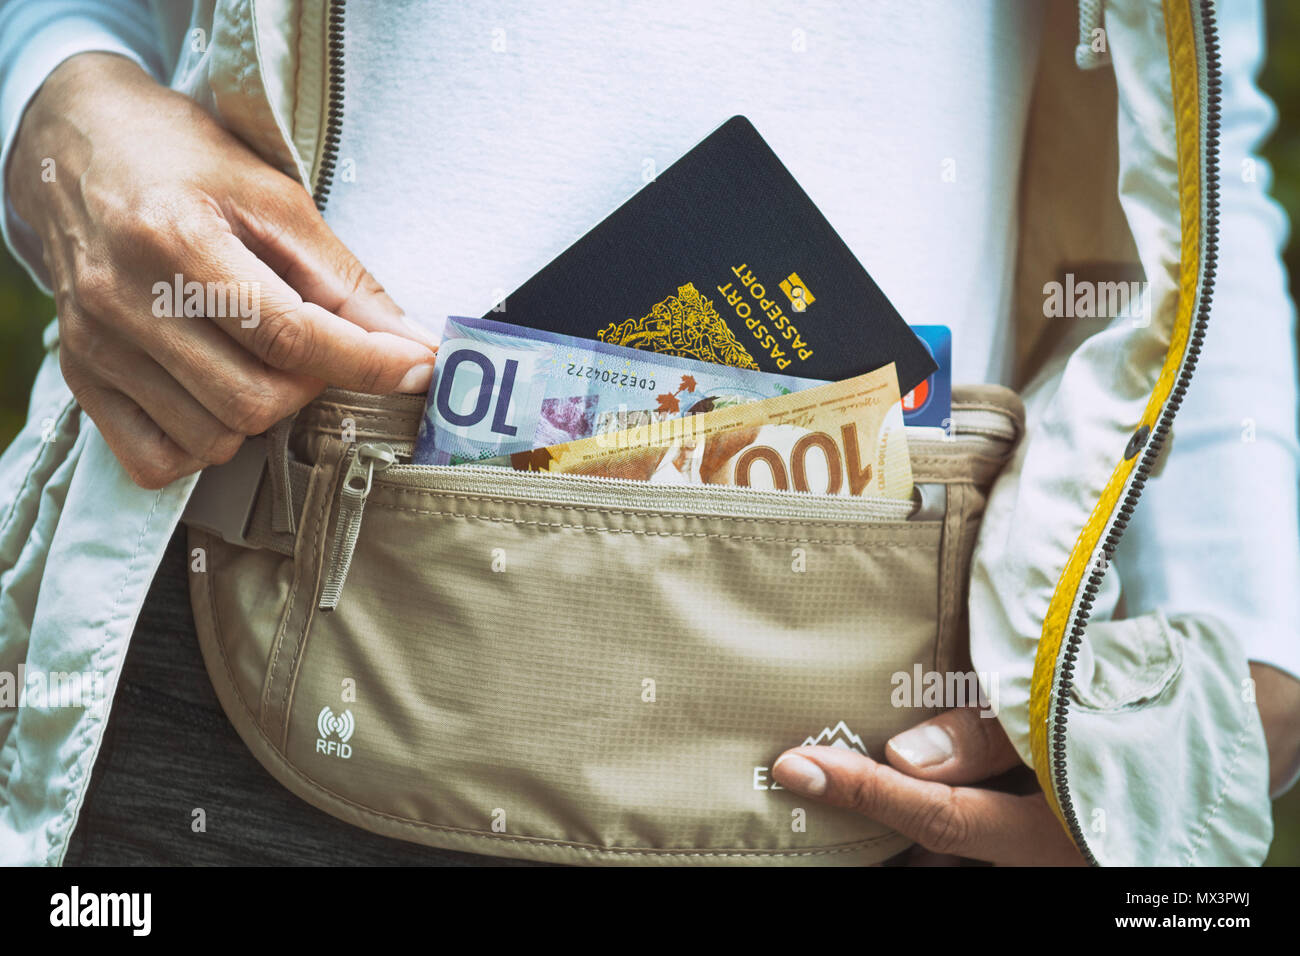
[413,314,826,465]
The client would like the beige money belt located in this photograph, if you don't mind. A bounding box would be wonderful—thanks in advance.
[182,383,1024,865]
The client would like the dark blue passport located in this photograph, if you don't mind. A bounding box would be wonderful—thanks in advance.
[487,115,936,393]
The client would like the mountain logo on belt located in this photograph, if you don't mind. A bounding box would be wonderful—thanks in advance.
[801,720,868,757]
[755,720,869,790]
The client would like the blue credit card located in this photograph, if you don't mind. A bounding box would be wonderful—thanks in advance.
[901,325,951,428]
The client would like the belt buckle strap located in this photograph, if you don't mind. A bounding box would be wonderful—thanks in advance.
[181,436,269,547]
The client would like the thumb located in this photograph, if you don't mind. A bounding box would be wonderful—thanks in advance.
[184,224,436,395]
[230,176,441,351]
[885,707,1023,784]
[769,746,1082,864]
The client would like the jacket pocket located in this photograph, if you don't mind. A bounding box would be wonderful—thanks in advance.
[1057,612,1271,865]
[186,384,1022,865]
[1068,611,1184,713]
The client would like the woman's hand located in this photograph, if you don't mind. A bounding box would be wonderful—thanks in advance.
[1252,661,1300,798]
[774,665,1300,864]
[772,706,1086,865]
[7,52,438,488]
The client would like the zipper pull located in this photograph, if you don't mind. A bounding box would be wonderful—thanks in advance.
[319,442,395,610]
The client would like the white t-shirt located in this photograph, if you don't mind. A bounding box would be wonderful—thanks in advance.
[324,0,1044,387]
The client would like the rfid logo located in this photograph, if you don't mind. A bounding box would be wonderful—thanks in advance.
[316,706,355,759]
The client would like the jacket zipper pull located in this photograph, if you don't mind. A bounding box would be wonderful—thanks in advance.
[319,441,395,611]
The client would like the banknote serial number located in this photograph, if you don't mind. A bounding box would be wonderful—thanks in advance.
[566,364,656,390]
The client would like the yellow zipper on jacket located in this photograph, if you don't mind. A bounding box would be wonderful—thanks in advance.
[1030,0,1222,865]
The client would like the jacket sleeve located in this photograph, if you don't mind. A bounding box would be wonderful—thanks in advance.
[968,0,1281,865]
[0,0,165,293]
[1110,1,1300,702]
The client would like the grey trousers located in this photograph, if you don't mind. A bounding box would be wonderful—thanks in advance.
[65,525,545,866]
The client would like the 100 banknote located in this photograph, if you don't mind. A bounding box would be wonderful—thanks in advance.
[413,314,826,465]
[484,363,914,500]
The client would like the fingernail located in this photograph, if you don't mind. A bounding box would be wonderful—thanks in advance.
[888,724,954,768]
[396,363,434,394]
[771,754,828,796]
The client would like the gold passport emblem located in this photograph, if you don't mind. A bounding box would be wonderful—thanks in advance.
[598,283,760,370]
[779,272,815,311]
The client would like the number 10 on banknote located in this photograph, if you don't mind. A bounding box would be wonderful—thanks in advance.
[413,314,827,466]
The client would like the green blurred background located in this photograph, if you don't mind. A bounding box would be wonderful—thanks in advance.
[0,6,1297,864]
